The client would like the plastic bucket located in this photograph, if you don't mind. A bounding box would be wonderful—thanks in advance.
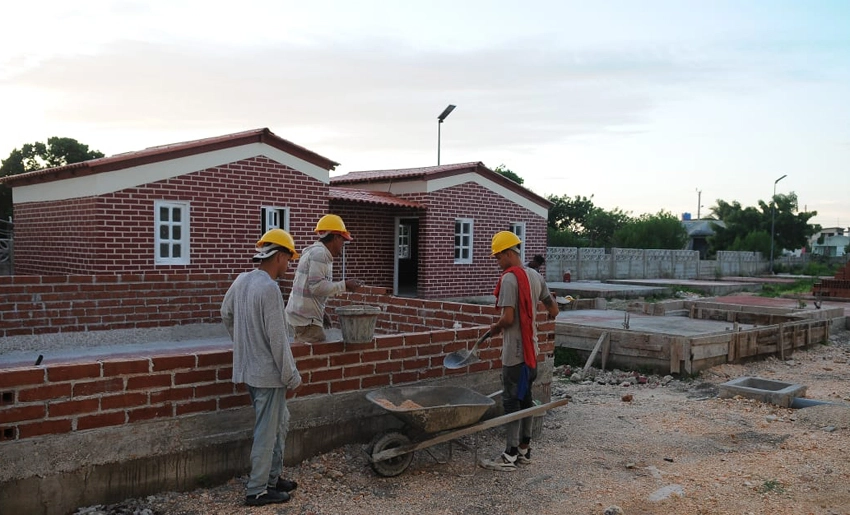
[335,305,382,344]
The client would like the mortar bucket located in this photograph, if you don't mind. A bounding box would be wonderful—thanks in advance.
[335,305,382,344]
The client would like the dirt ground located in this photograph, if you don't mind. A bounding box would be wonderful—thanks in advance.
[76,329,850,515]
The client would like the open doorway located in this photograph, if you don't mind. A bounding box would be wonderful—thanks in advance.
[395,217,419,297]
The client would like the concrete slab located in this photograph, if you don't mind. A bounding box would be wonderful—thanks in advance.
[607,278,762,296]
[556,309,754,337]
[718,376,806,408]
[711,294,850,318]
[548,281,669,299]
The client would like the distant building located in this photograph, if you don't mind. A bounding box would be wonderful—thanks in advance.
[681,218,725,259]
[810,227,849,257]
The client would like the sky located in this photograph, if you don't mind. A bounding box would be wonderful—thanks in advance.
[1,0,848,228]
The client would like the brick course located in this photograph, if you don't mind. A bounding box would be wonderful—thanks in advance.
[0,291,554,443]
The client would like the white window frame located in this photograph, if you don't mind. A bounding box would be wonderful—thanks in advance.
[454,218,474,264]
[262,206,290,232]
[154,200,190,265]
[510,222,526,263]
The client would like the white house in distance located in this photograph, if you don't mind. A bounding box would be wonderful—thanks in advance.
[810,227,849,257]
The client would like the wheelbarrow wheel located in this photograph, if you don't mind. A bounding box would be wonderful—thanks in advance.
[368,431,414,477]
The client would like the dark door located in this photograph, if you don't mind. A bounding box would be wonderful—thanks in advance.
[397,218,419,297]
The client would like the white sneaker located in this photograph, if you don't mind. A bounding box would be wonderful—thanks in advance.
[479,452,517,471]
[516,447,532,465]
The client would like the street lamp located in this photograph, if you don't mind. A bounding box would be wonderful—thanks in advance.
[769,174,788,274]
[437,104,456,165]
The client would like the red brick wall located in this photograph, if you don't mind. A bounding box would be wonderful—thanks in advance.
[412,182,548,298]
[0,290,555,443]
[13,157,330,275]
[0,273,234,338]
[328,202,421,291]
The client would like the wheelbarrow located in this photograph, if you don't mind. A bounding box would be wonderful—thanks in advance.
[364,385,570,476]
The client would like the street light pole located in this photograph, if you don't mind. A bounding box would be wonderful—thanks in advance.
[437,104,456,165]
[769,174,788,274]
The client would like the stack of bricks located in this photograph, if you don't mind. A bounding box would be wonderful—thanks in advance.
[812,261,850,299]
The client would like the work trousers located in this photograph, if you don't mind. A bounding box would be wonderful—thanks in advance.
[501,363,537,449]
[246,386,290,496]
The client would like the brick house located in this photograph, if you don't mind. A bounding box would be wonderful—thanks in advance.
[1,128,550,299]
[330,163,551,298]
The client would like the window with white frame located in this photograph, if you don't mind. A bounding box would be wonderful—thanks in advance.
[154,201,190,265]
[454,218,473,264]
[261,206,290,232]
[510,222,526,262]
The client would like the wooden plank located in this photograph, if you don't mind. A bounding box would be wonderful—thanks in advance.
[683,339,692,375]
[778,323,785,360]
[600,332,611,370]
[669,339,681,374]
[583,332,609,374]
[691,342,731,361]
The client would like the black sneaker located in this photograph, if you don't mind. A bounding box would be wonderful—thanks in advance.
[269,477,298,493]
[245,489,290,506]
[517,447,532,464]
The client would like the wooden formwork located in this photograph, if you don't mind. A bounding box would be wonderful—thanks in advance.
[556,317,832,375]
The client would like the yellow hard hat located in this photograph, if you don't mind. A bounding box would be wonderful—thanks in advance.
[255,228,299,260]
[491,231,522,256]
[314,214,352,240]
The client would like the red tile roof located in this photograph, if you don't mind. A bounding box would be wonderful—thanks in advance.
[330,162,484,184]
[329,187,425,209]
[0,128,340,187]
[331,161,551,208]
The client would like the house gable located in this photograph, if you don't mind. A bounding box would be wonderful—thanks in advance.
[331,162,551,219]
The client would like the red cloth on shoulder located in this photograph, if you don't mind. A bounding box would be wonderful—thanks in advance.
[493,265,536,369]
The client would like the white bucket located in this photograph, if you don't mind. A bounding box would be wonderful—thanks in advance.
[335,305,382,344]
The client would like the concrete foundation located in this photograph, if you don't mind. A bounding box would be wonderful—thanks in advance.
[718,377,807,408]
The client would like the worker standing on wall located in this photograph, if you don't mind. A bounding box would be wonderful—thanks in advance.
[482,231,560,471]
[221,229,303,506]
[286,214,362,342]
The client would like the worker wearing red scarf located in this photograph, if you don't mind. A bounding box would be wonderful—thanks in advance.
[484,231,560,471]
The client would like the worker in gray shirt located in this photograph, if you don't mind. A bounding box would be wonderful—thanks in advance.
[221,228,302,506]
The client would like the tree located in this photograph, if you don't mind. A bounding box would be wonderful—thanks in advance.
[0,137,104,219]
[613,210,688,249]
[708,193,819,256]
[546,194,597,232]
[546,193,631,248]
[493,164,524,185]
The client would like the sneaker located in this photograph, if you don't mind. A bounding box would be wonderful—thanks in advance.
[517,447,532,465]
[245,489,290,506]
[479,452,517,471]
[269,477,298,493]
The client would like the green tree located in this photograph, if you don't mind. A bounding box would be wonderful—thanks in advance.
[584,208,632,248]
[546,194,597,232]
[708,193,819,256]
[613,210,688,249]
[493,164,523,185]
[0,137,104,219]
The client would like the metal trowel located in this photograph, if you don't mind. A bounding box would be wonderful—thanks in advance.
[443,330,491,369]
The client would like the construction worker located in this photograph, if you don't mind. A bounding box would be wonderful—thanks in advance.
[285,214,362,342]
[221,228,302,506]
[482,231,559,471]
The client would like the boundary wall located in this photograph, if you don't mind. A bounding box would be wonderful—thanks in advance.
[545,248,766,282]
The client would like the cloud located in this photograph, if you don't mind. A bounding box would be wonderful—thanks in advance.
[6,36,722,155]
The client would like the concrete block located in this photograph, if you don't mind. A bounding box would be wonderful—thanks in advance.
[718,376,806,408]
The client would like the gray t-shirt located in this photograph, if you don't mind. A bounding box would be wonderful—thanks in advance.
[496,267,552,367]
